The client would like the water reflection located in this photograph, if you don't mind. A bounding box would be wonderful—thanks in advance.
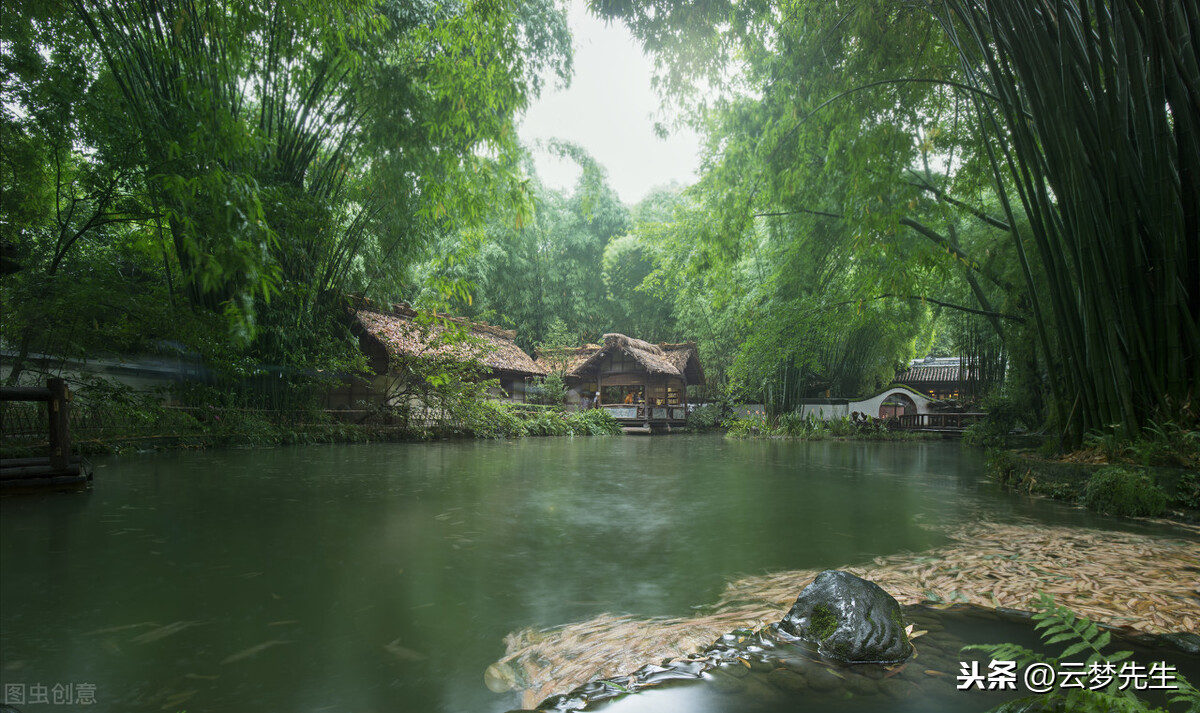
[0,436,1182,712]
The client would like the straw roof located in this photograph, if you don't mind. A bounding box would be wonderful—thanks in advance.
[351,300,547,377]
[536,344,602,375]
[538,333,705,384]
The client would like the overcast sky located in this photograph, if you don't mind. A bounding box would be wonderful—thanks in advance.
[517,2,703,206]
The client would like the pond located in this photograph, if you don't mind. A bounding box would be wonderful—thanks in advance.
[0,435,1193,712]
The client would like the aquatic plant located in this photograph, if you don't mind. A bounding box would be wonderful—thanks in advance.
[966,593,1200,713]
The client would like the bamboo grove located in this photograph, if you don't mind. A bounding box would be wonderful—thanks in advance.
[3,0,1196,445]
[592,0,1199,446]
[935,0,1200,443]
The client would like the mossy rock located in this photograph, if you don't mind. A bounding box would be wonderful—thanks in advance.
[778,570,914,663]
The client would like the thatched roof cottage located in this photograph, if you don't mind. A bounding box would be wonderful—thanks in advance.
[538,333,704,427]
[331,300,546,407]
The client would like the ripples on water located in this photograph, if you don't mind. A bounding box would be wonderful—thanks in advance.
[1,435,1194,712]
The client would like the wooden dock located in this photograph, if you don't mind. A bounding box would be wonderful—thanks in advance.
[1,378,93,490]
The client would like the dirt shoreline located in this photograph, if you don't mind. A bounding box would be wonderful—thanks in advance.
[490,519,1200,709]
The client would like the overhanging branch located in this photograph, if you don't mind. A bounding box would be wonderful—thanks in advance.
[868,293,1026,322]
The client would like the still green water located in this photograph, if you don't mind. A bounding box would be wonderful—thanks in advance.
[0,435,1183,712]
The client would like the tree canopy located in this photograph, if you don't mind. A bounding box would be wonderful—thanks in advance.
[4,0,1194,445]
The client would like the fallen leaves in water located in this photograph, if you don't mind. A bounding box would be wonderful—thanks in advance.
[491,520,1200,708]
[384,638,428,662]
[157,688,197,711]
[219,639,290,664]
[131,621,203,644]
[84,622,156,636]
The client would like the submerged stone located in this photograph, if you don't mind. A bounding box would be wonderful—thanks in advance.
[779,569,913,663]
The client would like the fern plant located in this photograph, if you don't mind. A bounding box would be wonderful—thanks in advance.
[964,593,1200,713]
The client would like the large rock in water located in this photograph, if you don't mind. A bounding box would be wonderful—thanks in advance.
[778,570,913,663]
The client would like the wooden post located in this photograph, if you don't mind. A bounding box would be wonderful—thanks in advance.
[47,378,70,472]
[683,376,689,419]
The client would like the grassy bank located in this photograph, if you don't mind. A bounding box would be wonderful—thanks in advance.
[986,449,1199,521]
[719,411,936,441]
[0,400,623,458]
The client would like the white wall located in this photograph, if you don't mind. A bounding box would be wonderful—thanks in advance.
[848,388,934,418]
[798,402,850,420]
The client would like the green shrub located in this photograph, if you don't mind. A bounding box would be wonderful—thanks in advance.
[531,373,567,408]
[724,416,765,439]
[962,388,1028,448]
[563,409,622,436]
[827,415,856,437]
[1083,466,1168,517]
[1177,472,1200,509]
[460,399,526,439]
[686,403,721,429]
[522,410,572,436]
[776,410,807,436]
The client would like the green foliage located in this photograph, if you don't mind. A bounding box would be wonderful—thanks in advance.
[1,0,572,402]
[1131,422,1200,470]
[535,373,568,409]
[686,403,722,430]
[777,411,824,439]
[1077,421,1200,471]
[724,415,767,439]
[1176,473,1200,510]
[1083,467,1169,518]
[966,593,1200,713]
[562,409,622,436]
[597,0,1199,450]
[417,142,632,351]
[522,409,573,437]
[458,399,527,439]
[963,388,1030,448]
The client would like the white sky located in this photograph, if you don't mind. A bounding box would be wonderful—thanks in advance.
[517,2,703,206]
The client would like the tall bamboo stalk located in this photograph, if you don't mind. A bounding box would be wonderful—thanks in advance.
[935,0,1200,444]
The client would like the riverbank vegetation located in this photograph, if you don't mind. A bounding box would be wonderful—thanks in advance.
[3,0,1196,458]
[723,412,931,441]
[0,381,622,457]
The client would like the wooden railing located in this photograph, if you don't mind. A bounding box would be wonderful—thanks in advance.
[1,378,91,487]
[600,404,688,422]
[894,412,986,430]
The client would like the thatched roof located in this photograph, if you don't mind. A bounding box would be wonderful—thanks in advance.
[536,344,602,375]
[351,300,547,377]
[538,333,705,384]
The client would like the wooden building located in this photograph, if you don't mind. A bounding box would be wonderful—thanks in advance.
[331,300,546,407]
[540,333,704,428]
[894,357,963,400]
[894,355,1007,403]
